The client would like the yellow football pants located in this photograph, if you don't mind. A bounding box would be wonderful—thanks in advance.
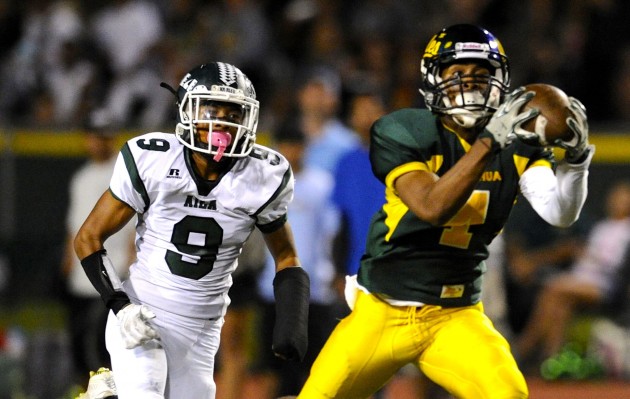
[298,290,528,399]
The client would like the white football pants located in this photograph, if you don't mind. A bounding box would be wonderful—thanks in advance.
[105,307,223,398]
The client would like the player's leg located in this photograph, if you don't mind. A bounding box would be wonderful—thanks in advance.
[418,303,528,399]
[105,311,167,398]
[298,291,414,398]
[154,309,223,399]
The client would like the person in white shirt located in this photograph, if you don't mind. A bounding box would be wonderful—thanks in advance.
[62,113,135,388]
[515,180,630,365]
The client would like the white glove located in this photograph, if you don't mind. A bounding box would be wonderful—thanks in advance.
[116,304,160,349]
[557,97,590,163]
[80,367,117,399]
[480,87,539,150]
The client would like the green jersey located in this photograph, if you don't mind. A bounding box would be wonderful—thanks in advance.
[358,108,554,307]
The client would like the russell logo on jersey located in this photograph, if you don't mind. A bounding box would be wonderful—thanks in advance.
[167,169,182,179]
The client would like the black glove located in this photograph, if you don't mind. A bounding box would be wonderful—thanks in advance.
[272,267,310,361]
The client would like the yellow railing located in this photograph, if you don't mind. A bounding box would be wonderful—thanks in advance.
[0,129,628,163]
[0,129,274,157]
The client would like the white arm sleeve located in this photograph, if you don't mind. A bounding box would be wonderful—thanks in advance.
[519,145,595,227]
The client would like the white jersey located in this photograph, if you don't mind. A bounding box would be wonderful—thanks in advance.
[109,132,293,319]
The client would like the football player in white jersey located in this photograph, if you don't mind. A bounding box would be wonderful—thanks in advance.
[74,62,310,399]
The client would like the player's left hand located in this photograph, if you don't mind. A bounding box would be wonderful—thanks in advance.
[557,97,590,163]
[116,303,160,349]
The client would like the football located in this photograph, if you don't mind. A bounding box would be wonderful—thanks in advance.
[520,83,573,145]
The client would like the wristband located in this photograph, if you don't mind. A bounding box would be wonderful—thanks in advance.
[566,145,591,164]
[80,249,131,314]
[478,130,502,154]
[272,266,310,361]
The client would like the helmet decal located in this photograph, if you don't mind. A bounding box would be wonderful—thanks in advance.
[179,73,198,91]
[217,62,237,86]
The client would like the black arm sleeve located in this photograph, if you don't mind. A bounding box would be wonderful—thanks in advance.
[80,249,131,314]
[272,266,310,362]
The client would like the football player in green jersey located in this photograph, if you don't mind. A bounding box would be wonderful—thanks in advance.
[296,24,594,399]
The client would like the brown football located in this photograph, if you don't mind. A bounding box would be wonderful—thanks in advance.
[520,83,573,145]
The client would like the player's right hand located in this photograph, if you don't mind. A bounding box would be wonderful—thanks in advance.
[559,97,591,163]
[116,303,160,349]
[480,87,539,150]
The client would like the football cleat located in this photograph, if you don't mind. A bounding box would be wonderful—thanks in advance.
[75,367,118,399]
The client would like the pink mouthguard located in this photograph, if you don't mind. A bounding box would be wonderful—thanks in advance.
[209,131,232,161]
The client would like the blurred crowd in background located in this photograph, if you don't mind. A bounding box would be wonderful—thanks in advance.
[1,0,630,398]
[0,0,629,133]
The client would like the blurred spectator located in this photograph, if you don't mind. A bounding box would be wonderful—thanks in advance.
[0,0,23,60]
[501,196,590,337]
[61,111,135,389]
[39,0,85,67]
[344,37,395,105]
[514,180,630,370]
[301,8,350,72]
[332,90,387,281]
[198,0,272,71]
[388,42,425,110]
[98,58,173,130]
[89,0,163,75]
[41,38,98,126]
[515,0,588,90]
[154,0,209,87]
[344,0,417,40]
[31,87,56,127]
[0,0,86,125]
[0,324,27,397]
[575,0,630,123]
[611,45,630,127]
[255,122,340,397]
[89,0,168,128]
[294,65,359,174]
[0,0,626,131]
[1,0,51,112]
